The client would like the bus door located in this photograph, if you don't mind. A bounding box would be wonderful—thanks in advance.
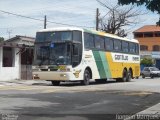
[72,43,82,67]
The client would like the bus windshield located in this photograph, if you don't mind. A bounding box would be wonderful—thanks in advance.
[33,43,71,66]
[36,31,72,42]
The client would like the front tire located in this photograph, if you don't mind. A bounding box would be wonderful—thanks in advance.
[142,74,145,78]
[150,74,154,79]
[81,69,90,85]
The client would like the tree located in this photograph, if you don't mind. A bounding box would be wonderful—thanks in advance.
[118,0,160,25]
[97,0,145,37]
[140,58,153,66]
[0,37,4,42]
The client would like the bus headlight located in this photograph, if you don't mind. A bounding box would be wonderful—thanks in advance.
[60,74,67,77]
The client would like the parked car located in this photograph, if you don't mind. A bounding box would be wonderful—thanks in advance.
[141,67,160,78]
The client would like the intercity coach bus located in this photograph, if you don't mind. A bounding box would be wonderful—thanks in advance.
[32,27,140,85]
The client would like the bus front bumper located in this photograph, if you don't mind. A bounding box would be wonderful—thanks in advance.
[32,71,76,81]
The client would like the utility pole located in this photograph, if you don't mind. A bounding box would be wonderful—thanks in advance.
[44,15,47,29]
[96,8,100,31]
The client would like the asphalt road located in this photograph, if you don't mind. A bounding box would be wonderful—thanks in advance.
[0,78,160,120]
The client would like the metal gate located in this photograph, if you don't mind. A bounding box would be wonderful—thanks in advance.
[21,65,32,80]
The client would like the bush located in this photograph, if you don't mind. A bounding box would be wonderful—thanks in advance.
[140,58,153,66]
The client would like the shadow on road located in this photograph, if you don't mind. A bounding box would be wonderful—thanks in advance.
[32,79,136,87]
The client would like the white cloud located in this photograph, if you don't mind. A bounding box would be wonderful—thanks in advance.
[0,0,159,39]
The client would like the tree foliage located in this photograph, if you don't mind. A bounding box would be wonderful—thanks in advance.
[140,58,153,66]
[118,0,160,25]
[0,37,4,42]
[118,0,160,14]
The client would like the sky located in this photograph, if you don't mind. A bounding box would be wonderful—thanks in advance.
[0,0,159,39]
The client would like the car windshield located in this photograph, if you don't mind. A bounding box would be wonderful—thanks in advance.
[33,43,71,65]
[150,67,159,71]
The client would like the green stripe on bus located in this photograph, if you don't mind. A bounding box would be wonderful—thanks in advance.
[92,51,107,79]
[99,52,111,78]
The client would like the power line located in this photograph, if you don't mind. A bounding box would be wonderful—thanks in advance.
[0,10,95,28]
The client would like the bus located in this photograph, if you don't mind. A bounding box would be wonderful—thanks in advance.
[32,27,140,86]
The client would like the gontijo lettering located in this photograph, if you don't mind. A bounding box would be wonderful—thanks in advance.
[115,54,128,61]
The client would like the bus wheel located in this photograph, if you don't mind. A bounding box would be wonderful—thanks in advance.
[81,69,90,85]
[51,81,60,86]
[118,69,128,82]
[127,70,132,82]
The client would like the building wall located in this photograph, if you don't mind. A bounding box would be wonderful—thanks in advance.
[138,37,160,51]
[0,47,20,81]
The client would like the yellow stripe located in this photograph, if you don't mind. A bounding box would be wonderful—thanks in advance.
[106,52,140,78]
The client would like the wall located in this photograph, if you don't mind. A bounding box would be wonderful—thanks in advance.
[0,47,20,81]
[136,37,160,51]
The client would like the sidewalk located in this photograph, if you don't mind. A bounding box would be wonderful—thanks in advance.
[0,79,49,86]
[125,103,160,120]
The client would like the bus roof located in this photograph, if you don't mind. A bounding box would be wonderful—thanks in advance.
[37,27,83,32]
[84,29,139,43]
[37,27,139,43]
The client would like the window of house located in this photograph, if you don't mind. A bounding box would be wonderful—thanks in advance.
[153,45,160,51]
[134,33,143,38]
[95,35,105,50]
[3,47,15,67]
[140,45,148,51]
[144,32,153,37]
[105,37,113,51]
[155,32,160,37]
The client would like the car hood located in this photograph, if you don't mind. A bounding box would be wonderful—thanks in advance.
[151,71,160,74]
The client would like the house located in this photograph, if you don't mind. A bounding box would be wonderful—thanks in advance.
[0,42,24,81]
[6,35,35,46]
[133,25,160,68]
[0,35,35,81]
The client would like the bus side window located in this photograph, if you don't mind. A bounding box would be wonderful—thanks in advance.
[135,44,139,54]
[122,41,129,53]
[84,33,94,49]
[114,39,122,51]
[95,35,105,50]
[72,44,81,67]
[73,44,79,56]
[73,31,82,42]
[105,37,113,51]
[129,43,136,53]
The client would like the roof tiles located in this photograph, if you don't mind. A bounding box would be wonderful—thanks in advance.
[134,25,160,33]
